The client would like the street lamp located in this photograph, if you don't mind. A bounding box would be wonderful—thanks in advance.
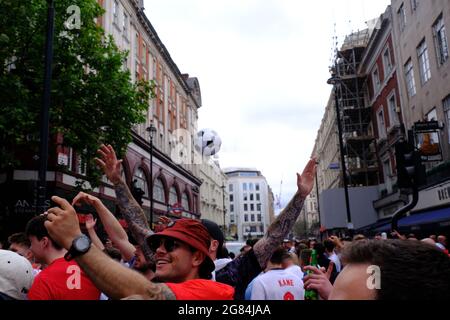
[327,74,354,236]
[37,0,55,214]
[146,122,157,230]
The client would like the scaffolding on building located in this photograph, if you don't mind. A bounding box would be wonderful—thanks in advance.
[331,29,379,187]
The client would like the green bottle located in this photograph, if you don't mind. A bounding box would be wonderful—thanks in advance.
[304,249,319,300]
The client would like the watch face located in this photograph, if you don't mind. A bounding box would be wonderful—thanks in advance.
[74,236,91,252]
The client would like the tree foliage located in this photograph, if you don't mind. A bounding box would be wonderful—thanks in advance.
[0,0,154,188]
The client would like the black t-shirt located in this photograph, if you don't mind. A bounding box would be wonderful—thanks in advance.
[215,249,262,300]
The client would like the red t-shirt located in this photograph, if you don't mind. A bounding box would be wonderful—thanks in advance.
[166,279,234,300]
[28,258,100,300]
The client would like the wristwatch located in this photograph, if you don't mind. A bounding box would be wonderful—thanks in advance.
[64,234,92,261]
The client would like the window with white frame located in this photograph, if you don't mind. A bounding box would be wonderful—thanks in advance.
[433,15,449,66]
[244,204,248,212]
[229,184,233,192]
[113,0,119,25]
[427,108,440,146]
[153,178,165,202]
[398,4,407,32]
[388,91,400,127]
[404,59,417,97]
[255,183,260,191]
[443,95,450,143]
[383,47,393,75]
[372,67,381,93]
[132,168,149,198]
[417,39,431,84]
[383,159,392,182]
[378,109,387,139]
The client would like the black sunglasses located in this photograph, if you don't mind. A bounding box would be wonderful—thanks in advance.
[149,237,183,253]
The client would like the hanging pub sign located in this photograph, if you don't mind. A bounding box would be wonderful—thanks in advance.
[413,120,444,162]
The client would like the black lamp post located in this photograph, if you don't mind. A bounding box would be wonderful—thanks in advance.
[146,123,157,230]
[327,74,354,236]
[37,0,55,214]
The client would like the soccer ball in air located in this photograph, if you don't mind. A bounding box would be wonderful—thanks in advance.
[195,129,222,157]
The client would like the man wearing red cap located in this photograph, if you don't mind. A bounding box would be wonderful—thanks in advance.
[43,199,234,300]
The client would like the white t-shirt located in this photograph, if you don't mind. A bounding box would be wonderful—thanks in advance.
[328,252,342,273]
[250,269,304,300]
[285,265,304,279]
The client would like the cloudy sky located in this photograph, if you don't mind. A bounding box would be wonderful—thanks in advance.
[143,0,390,212]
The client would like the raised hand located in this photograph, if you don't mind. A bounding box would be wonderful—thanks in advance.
[297,158,317,198]
[45,196,82,250]
[85,214,97,230]
[95,144,123,185]
[72,191,100,207]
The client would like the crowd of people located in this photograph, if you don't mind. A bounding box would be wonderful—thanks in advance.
[0,144,449,301]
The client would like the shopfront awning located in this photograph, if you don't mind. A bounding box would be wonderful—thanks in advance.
[373,207,450,232]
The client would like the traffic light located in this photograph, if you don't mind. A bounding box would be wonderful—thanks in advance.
[395,140,426,189]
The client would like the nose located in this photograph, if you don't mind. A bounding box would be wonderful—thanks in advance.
[155,242,167,255]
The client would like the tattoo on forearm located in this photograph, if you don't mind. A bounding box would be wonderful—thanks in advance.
[114,179,154,261]
[143,283,176,300]
[253,192,305,269]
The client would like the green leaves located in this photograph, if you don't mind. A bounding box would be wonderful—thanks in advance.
[0,0,153,188]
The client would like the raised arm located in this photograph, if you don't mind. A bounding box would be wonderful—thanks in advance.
[45,196,175,300]
[73,192,136,262]
[95,144,154,261]
[84,214,105,251]
[253,158,317,269]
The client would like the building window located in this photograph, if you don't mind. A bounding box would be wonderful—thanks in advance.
[169,187,178,205]
[230,204,234,212]
[123,12,128,36]
[249,183,254,191]
[433,15,449,66]
[378,109,387,139]
[388,91,400,126]
[142,43,147,66]
[113,0,119,25]
[229,184,233,192]
[443,95,450,143]
[255,183,260,191]
[230,194,234,202]
[243,193,248,201]
[404,59,417,97]
[398,3,407,32]
[132,168,149,198]
[383,159,392,183]
[258,214,262,222]
[153,178,165,203]
[383,47,393,75]
[251,215,255,222]
[372,67,381,93]
[182,193,189,211]
[76,154,87,176]
[417,39,431,85]
[244,204,248,211]
[256,193,260,201]
[410,0,418,11]
[250,204,254,211]
[250,194,254,201]
[250,226,257,233]
[244,214,248,222]
[243,183,247,191]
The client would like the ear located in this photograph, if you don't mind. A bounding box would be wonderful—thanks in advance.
[209,239,219,254]
[41,237,50,249]
[25,249,34,261]
[191,251,205,268]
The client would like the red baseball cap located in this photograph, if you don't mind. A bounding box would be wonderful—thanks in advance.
[146,219,215,275]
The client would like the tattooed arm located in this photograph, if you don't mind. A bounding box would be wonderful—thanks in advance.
[253,158,317,269]
[95,144,154,262]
